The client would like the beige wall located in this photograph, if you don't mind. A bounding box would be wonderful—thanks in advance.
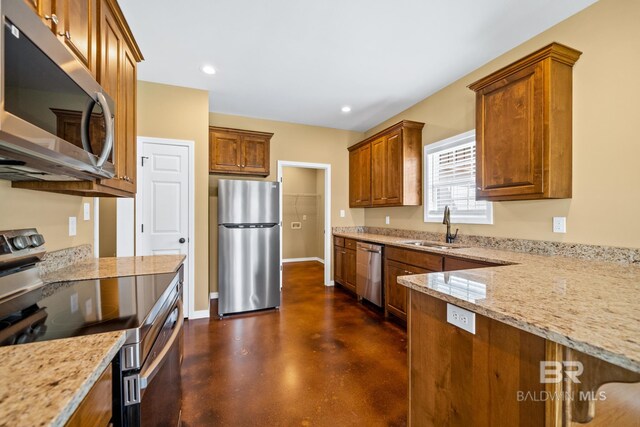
[282,167,324,260]
[209,113,363,292]
[137,81,210,311]
[361,0,640,249]
[99,198,117,257]
[0,181,94,251]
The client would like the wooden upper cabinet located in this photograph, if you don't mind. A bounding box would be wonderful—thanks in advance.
[14,0,143,197]
[469,42,581,201]
[348,143,371,207]
[56,0,96,75]
[96,0,140,194]
[209,127,273,177]
[348,120,424,208]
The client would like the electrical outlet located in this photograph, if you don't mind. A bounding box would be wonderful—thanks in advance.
[553,217,567,233]
[68,216,77,236]
[302,214,307,221]
[83,203,91,221]
[447,303,476,334]
[339,210,345,218]
[291,222,302,229]
[385,216,390,225]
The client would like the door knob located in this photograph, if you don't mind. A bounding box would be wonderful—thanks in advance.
[179,238,186,244]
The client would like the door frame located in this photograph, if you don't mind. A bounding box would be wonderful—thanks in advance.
[135,136,198,318]
[277,160,332,286]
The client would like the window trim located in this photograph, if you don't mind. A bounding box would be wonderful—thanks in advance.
[423,130,493,225]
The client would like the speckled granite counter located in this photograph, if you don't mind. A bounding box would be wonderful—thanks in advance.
[334,231,640,374]
[41,254,186,284]
[0,331,125,427]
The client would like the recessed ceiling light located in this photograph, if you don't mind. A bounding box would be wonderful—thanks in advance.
[201,65,216,75]
[341,106,351,113]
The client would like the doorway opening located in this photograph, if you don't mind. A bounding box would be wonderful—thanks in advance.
[277,161,332,286]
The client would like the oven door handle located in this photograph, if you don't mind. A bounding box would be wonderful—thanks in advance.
[138,299,183,391]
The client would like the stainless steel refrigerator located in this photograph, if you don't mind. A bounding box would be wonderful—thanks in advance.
[218,179,281,316]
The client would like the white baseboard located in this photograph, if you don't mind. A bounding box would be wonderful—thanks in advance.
[210,292,219,300]
[189,309,210,320]
[282,257,324,264]
[326,280,335,287]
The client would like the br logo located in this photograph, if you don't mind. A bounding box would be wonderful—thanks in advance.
[540,361,584,384]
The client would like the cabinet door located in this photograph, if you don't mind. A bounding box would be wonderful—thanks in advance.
[56,0,96,74]
[385,259,428,321]
[119,44,137,191]
[25,0,55,29]
[371,137,387,205]
[241,134,269,175]
[210,132,241,172]
[384,130,402,204]
[344,248,357,292]
[349,144,371,207]
[476,62,544,200]
[349,149,359,206]
[333,245,345,284]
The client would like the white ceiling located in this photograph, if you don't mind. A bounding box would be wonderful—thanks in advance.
[120,0,596,131]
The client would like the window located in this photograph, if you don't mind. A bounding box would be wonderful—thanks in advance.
[424,130,492,224]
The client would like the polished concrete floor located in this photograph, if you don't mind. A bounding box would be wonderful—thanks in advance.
[181,261,408,426]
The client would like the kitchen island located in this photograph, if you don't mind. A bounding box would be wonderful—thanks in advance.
[334,231,640,426]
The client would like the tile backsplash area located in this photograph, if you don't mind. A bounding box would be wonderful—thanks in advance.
[335,226,640,265]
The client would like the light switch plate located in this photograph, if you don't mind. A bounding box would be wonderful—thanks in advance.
[339,210,345,218]
[83,203,91,221]
[447,303,476,334]
[553,217,567,233]
[385,216,390,225]
[69,216,77,236]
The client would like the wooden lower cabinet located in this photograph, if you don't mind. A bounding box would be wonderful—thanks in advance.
[408,291,546,427]
[385,259,429,322]
[333,238,356,293]
[65,364,112,427]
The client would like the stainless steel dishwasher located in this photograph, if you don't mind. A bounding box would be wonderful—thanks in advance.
[356,242,383,307]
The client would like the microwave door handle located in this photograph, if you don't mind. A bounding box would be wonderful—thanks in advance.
[95,92,114,169]
[80,98,97,164]
[138,300,183,392]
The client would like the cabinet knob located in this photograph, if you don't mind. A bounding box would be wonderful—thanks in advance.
[32,0,38,7]
[58,31,71,40]
[44,14,59,25]
[241,164,245,168]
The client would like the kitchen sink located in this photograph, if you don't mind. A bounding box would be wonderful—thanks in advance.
[401,240,467,250]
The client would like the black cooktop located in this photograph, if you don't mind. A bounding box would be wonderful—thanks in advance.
[0,272,178,346]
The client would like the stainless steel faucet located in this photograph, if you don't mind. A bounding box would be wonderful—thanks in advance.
[442,205,459,244]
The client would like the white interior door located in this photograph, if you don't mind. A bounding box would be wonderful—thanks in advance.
[138,140,191,314]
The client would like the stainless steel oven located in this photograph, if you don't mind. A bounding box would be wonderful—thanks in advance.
[0,228,184,427]
[0,0,115,181]
[118,277,184,427]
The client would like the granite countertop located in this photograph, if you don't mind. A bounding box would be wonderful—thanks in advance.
[0,332,125,427]
[334,231,640,374]
[41,254,186,284]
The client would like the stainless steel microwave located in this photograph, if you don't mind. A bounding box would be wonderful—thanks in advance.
[0,0,115,181]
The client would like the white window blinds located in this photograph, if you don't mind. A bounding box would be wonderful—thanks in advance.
[424,130,492,224]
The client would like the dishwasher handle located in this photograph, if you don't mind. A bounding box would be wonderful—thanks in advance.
[359,248,381,254]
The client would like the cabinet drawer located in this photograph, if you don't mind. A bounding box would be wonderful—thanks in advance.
[386,246,443,272]
[334,237,345,247]
[344,239,357,250]
[444,256,496,271]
